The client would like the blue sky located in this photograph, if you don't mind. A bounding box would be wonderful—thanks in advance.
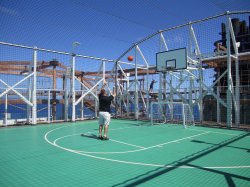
[1,0,249,61]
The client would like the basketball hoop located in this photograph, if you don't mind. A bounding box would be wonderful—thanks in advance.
[161,66,174,73]
[166,66,175,71]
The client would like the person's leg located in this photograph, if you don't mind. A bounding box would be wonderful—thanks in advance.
[99,125,103,139]
[103,112,111,140]
[99,112,104,139]
[103,124,109,140]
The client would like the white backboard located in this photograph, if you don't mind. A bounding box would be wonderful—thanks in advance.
[156,48,187,72]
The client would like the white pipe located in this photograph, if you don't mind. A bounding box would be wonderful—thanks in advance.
[0,73,34,98]
[4,94,8,126]
[32,47,37,124]
[48,90,51,123]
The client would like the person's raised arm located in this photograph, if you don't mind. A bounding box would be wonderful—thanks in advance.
[101,80,107,89]
[111,86,116,97]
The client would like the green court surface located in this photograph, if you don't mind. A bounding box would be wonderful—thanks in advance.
[0,119,249,187]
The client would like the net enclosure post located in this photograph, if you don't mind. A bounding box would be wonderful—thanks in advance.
[48,90,51,123]
[182,102,186,128]
[4,94,8,126]
[226,15,233,128]
[71,55,76,122]
[32,46,37,125]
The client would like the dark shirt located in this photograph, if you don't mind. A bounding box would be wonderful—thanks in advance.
[150,81,155,89]
[99,94,114,113]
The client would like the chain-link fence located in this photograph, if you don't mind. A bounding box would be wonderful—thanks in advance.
[0,11,250,129]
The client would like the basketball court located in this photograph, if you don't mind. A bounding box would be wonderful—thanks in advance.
[0,6,250,187]
[0,119,249,187]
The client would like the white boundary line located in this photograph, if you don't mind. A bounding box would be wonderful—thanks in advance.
[53,131,209,154]
[145,132,210,149]
[187,128,243,136]
[109,139,145,149]
[44,125,250,169]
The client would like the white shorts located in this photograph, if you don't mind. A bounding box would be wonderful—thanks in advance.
[99,112,111,126]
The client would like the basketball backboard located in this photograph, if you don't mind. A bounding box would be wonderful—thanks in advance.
[156,48,187,72]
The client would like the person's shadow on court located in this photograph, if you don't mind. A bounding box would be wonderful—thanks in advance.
[80,133,100,140]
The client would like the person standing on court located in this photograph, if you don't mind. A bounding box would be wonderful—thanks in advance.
[149,79,157,93]
[98,84,116,140]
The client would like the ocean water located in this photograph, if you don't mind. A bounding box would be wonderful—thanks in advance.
[0,103,95,120]
[0,103,200,121]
